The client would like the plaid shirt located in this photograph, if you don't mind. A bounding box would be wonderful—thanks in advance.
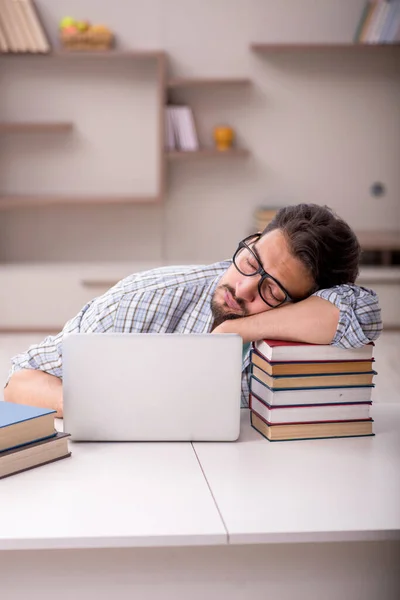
[6,260,382,407]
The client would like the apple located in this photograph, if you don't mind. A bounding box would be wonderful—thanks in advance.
[62,25,78,35]
[76,20,90,32]
[59,16,76,30]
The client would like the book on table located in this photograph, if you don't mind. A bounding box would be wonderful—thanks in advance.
[0,401,71,478]
[249,339,377,441]
[0,401,56,452]
[251,348,375,376]
[0,432,71,479]
[250,394,372,425]
[254,339,374,363]
[250,375,374,406]
[250,411,374,442]
[252,363,376,390]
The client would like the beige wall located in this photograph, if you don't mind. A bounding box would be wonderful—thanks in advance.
[0,0,399,264]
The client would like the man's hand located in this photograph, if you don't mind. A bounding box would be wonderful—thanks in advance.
[4,369,63,418]
[211,296,339,345]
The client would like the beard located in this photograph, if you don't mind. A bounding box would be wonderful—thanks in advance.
[210,284,248,330]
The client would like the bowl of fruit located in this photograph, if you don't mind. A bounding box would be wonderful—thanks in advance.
[59,17,114,50]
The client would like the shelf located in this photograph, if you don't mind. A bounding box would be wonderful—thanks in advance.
[250,43,400,52]
[356,231,400,251]
[167,77,251,89]
[0,50,166,59]
[0,195,160,210]
[166,149,250,159]
[0,122,73,133]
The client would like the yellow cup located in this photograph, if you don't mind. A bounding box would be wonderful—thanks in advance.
[213,126,234,151]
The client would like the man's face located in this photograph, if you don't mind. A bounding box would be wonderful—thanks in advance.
[211,229,315,326]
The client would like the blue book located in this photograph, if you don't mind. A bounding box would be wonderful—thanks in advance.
[0,402,56,453]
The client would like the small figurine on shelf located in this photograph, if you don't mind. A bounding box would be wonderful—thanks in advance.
[59,16,114,51]
[213,125,235,151]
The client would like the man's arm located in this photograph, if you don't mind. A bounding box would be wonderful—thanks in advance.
[214,284,383,348]
[4,288,120,415]
[4,370,63,417]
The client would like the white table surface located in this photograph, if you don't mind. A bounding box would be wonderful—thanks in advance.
[0,439,226,550]
[194,403,400,544]
[1,404,399,551]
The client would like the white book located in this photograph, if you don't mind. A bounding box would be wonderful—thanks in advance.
[250,394,372,424]
[250,376,373,407]
[15,0,37,51]
[164,107,176,151]
[182,107,199,151]
[0,13,10,51]
[11,0,30,52]
[0,0,20,52]
[19,0,50,53]
[171,107,185,151]
[368,2,390,42]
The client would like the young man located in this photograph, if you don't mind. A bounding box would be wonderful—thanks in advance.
[4,204,382,417]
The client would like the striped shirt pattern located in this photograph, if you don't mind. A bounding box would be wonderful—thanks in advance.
[6,260,383,407]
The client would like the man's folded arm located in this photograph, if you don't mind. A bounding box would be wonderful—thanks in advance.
[214,283,383,348]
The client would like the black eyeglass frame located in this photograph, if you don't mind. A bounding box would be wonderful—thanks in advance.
[232,233,293,308]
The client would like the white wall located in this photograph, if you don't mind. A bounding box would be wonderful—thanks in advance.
[0,0,399,264]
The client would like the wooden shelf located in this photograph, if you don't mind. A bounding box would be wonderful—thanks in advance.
[0,122,73,133]
[251,43,400,52]
[356,231,400,251]
[0,195,160,210]
[0,50,166,59]
[167,77,251,89]
[166,149,250,159]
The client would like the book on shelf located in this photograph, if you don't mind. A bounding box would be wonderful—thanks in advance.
[250,394,372,425]
[251,411,374,442]
[164,105,199,152]
[253,339,374,362]
[0,0,50,53]
[0,432,71,479]
[0,401,56,452]
[251,363,377,390]
[250,375,374,407]
[355,0,400,43]
[251,348,375,376]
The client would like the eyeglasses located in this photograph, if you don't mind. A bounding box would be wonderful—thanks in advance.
[232,234,293,308]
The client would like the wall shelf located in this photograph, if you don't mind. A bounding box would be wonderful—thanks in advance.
[250,43,400,52]
[166,149,250,160]
[0,50,166,59]
[167,77,251,88]
[0,122,73,133]
[356,231,400,251]
[0,195,160,210]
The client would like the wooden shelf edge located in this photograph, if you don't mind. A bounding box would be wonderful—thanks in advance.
[167,77,251,88]
[0,195,161,209]
[0,122,73,133]
[250,42,400,51]
[166,149,250,159]
[0,50,166,59]
[356,231,400,251]
[0,327,60,334]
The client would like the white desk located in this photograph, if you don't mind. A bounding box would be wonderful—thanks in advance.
[1,404,399,600]
[194,403,400,544]
[0,441,226,550]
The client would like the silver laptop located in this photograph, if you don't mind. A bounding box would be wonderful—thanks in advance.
[63,333,242,442]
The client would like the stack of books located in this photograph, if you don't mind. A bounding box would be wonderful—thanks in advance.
[0,401,70,479]
[354,0,400,44]
[249,339,376,442]
[164,105,199,152]
[0,0,51,54]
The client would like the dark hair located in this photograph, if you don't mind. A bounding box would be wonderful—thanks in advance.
[262,204,361,291]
